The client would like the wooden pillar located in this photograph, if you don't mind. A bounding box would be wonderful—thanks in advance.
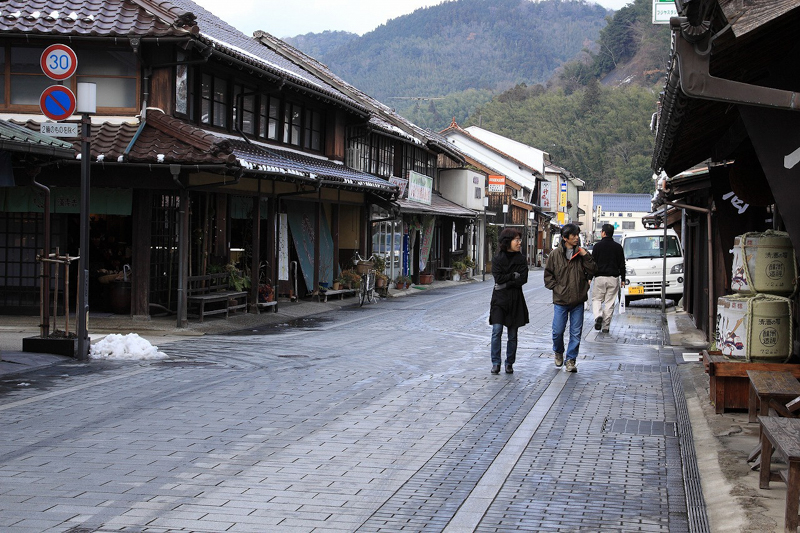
[267,196,276,287]
[131,189,152,318]
[214,194,227,261]
[332,202,340,275]
[177,188,189,328]
[249,189,261,313]
[314,195,321,291]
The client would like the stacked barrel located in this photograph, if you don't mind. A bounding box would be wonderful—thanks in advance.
[717,231,797,362]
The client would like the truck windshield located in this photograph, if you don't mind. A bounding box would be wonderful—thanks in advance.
[624,235,681,259]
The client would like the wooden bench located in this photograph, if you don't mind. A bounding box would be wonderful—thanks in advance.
[316,288,357,303]
[257,300,278,313]
[187,273,247,322]
[702,351,800,413]
[437,267,453,280]
[758,416,800,532]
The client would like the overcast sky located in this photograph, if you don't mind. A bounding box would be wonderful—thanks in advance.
[192,0,634,39]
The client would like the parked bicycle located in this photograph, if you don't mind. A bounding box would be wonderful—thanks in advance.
[352,252,379,306]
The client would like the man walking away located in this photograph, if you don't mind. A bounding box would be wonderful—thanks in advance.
[544,224,597,373]
[591,224,626,334]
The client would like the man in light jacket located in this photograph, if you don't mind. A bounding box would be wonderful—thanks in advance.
[591,224,626,334]
[544,224,597,372]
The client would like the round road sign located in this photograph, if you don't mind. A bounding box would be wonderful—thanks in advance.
[40,86,77,121]
[40,44,78,81]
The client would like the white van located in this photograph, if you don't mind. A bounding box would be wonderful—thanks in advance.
[620,229,684,305]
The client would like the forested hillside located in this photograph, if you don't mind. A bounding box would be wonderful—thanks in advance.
[286,0,609,125]
[286,0,671,193]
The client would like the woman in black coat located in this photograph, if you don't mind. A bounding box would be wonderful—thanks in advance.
[489,228,530,374]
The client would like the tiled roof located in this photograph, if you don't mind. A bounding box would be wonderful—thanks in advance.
[229,140,396,191]
[0,0,187,37]
[253,31,464,163]
[11,111,395,192]
[0,119,74,158]
[162,0,366,114]
[395,193,477,218]
[593,193,652,213]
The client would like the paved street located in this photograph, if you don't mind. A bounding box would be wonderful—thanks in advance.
[0,272,707,532]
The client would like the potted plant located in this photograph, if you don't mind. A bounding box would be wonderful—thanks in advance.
[332,276,345,291]
[395,274,412,290]
[451,260,465,282]
[225,263,250,292]
[376,272,389,288]
[462,256,476,276]
[341,269,361,289]
[419,271,433,284]
[258,283,274,303]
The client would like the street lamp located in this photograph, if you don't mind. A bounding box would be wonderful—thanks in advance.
[502,203,509,229]
[76,82,95,361]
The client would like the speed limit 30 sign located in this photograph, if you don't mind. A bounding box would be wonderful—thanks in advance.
[40,44,78,81]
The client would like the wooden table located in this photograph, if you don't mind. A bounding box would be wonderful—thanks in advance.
[748,370,800,423]
[758,416,800,532]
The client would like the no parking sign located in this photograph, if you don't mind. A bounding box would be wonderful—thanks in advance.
[40,86,76,121]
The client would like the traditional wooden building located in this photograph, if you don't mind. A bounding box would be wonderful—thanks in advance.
[0,0,468,326]
[651,0,799,339]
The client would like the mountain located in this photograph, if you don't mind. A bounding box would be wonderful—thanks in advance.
[285,0,610,127]
[285,0,671,195]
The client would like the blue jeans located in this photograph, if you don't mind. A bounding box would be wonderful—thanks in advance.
[490,323,518,366]
[552,303,584,361]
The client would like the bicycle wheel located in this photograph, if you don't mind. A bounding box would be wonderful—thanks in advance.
[358,282,366,306]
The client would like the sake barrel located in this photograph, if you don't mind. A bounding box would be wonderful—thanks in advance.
[731,230,797,295]
[716,294,792,362]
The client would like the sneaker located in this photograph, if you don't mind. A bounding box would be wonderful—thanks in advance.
[594,317,602,331]
[554,352,563,367]
[565,359,577,372]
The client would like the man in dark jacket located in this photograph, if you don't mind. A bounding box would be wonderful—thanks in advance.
[590,224,626,334]
[544,224,597,372]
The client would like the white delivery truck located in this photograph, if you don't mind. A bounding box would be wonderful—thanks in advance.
[620,229,684,305]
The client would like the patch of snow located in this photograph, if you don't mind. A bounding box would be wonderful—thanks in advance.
[157,154,165,163]
[17,382,30,387]
[96,154,105,162]
[90,333,167,360]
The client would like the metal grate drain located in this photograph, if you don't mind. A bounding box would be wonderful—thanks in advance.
[617,363,673,373]
[604,417,677,437]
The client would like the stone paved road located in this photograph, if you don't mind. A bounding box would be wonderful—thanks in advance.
[0,272,703,532]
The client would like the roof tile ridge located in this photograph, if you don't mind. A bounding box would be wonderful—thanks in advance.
[145,110,235,162]
[127,0,198,33]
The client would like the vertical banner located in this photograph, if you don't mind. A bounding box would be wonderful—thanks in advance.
[402,233,409,276]
[278,213,289,281]
[419,215,435,270]
[540,181,551,209]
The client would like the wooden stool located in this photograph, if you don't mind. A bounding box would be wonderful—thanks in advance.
[758,416,800,532]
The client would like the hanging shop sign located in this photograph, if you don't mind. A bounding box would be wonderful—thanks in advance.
[408,170,432,205]
[488,175,505,193]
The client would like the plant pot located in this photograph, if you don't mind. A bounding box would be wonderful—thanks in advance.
[332,282,341,290]
[419,274,433,285]
[452,272,461,282]
[376,278,386,288]
[395,282,407,290]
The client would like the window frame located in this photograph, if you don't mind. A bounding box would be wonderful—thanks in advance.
[0,44,139,115]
